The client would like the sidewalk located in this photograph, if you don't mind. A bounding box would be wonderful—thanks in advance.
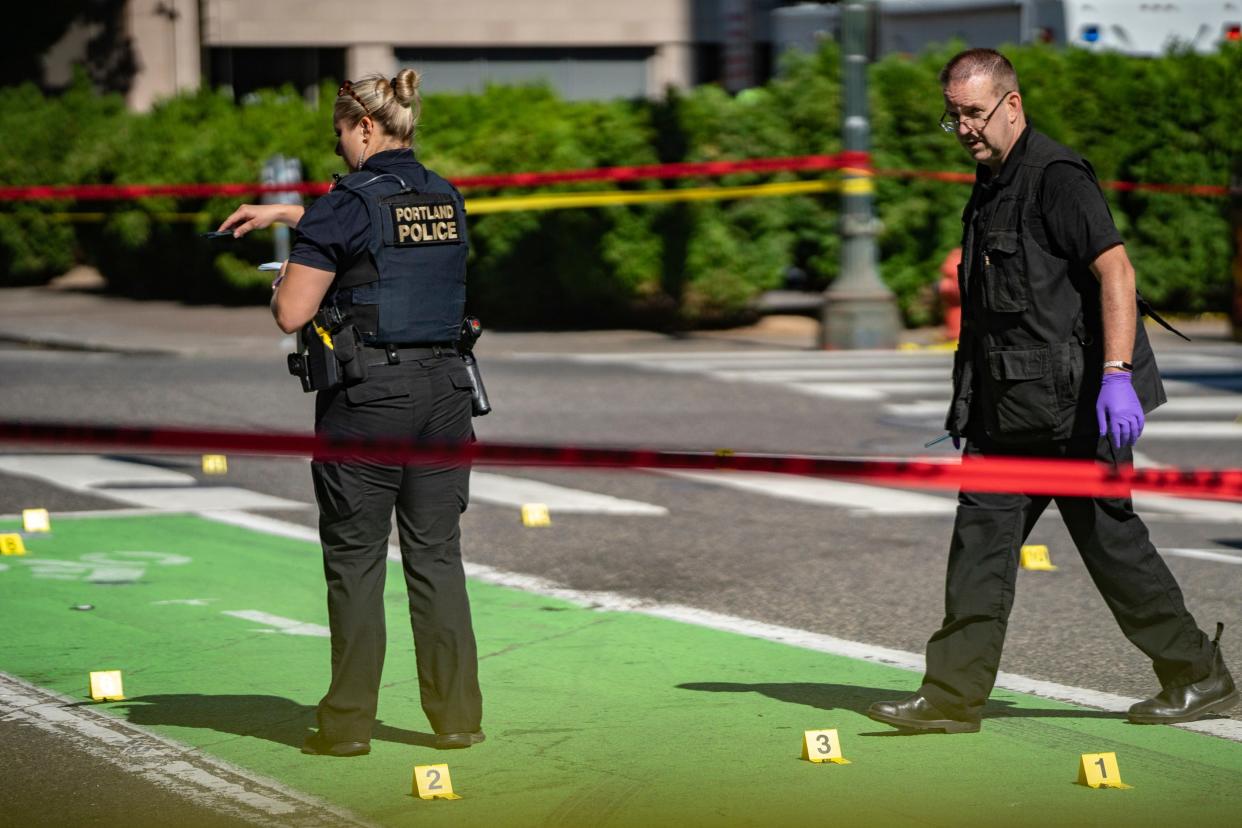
[0,278,287,360]
[0,280,825,358]
[0,270,1234,358]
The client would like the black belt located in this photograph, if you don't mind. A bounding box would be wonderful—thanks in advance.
[362,343,456,365]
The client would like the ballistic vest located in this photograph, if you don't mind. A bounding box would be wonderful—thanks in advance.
[945,128,1165,443]
[327,166,467,345]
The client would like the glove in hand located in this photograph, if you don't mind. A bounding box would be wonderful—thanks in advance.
[1096,371,1144,448]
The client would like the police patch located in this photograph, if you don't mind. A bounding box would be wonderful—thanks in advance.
[382,192,464,246]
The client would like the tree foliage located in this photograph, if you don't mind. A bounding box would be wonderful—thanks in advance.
[1,42,1239,325]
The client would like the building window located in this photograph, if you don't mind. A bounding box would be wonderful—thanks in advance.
[208,47,345,101]
[395,47,653,101]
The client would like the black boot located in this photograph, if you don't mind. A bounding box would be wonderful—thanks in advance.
[1129,623,1239,725]
[867,693,980,733]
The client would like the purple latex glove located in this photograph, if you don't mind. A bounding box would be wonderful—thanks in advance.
[1096,371,1144,448]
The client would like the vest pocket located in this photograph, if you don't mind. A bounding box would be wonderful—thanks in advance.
[985,345,1059,436]
[982,230,1028,313]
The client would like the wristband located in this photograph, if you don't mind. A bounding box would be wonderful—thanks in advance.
[1102,360,1133,372]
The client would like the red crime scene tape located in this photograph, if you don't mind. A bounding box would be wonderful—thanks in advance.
[1,420,1240,503]
[0,151,1232,202]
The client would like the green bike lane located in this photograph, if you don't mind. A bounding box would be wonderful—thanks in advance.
[2,513,1240,827]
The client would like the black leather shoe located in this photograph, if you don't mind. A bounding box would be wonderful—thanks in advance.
[301,731,371,757]
[1129,623,1239,725]
[868,694,981,733]
[435,730,486,750]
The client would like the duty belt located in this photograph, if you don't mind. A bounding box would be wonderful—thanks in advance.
[362,343,456,366]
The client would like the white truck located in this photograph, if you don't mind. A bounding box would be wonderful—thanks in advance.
[771,1,1242,59]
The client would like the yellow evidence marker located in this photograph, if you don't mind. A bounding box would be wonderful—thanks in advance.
[801,729,851,764]
[202,455,229,475]
[88,670,125,702]
[1020,544,1058,571]
[520,503,551,527]
[0,533,28,556]
[22,508,51,533]
[413,763,461,800]
[1077,752,1132,789]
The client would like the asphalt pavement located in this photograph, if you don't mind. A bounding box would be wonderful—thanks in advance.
[2,276,1241,826]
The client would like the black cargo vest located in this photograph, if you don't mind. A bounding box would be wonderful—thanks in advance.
[945,128,1165,443]
[327,167,467,345]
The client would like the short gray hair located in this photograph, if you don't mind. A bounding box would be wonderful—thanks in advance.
[938,48,1019,95]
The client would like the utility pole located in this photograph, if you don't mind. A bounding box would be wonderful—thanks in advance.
[261,155,303,263]
[820,0,900,349]
[1232,164,1242,342]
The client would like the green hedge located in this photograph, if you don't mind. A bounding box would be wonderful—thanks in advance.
[2,45,1239,326]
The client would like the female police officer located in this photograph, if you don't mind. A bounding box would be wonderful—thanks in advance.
[218,69,484,756]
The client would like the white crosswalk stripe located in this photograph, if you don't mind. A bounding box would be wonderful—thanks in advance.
[0,455,670,518]
[471,472,668,515]
[528,348,1242,436]
[519,345,1242,530]
[4,344,1240,559]
[664,471,956,515]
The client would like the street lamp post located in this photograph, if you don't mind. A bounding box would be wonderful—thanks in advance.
[820,0,900,350]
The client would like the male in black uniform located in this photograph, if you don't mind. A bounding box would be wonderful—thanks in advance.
[867,49,1237,733]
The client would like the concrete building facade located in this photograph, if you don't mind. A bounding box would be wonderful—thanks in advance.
[88,0,790,110]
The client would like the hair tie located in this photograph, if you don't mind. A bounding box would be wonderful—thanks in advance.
[390,76,398,89]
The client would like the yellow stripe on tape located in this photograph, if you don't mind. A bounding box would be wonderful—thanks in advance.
[39,180,843,223]
[841,178,875,196]
[466,179,840,214]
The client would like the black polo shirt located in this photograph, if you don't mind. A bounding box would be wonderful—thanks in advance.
[971,125,1123,270]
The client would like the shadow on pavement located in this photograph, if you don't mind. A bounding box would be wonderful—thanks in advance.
[112,694,437,749]
[677,681,1124,727]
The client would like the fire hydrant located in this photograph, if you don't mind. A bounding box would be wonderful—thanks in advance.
[939,247,963,342]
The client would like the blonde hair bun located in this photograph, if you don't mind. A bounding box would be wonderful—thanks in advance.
[392,69,422,108]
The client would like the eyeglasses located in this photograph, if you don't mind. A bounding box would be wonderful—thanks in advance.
[939,90,1014,134]
[337,80,371,116]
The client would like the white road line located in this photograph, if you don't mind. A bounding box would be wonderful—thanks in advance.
[709,368,941,382]
[200,511,1242,742]
[665,470,957,515]
[0,455,194,489]
[221,610,330,637]
[1156,397,1242,415]
[0,672,374,828]
[522,349,952,362]
[886,397,1242,420]
[1141,422,1242,439]
[1166,377,1242,393]
[795,381,949,400]
[1163,548,1242,565]
[1136,493,1242,524]
[0,455,307,511]
[0,507,177,521]
[90,486,306,511]
[618,357,954,372]
[0,455,660,518]
[1157,353,1242,368]
[471,471,668,516]
[884,400,950,417]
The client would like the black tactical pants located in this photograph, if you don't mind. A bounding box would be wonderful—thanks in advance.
[918,430,1214,722]
[310,353,481,742]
